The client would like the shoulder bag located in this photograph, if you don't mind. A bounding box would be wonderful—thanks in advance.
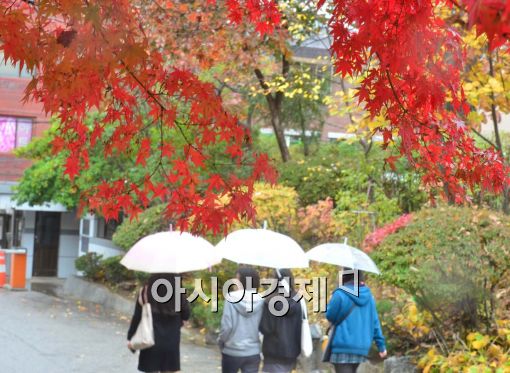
[300,298,313,358]
[130,286,155,350]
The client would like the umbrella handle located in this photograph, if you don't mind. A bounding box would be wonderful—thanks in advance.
[263,220,268,229]
[276,269,290,294]
[343,237,348,244]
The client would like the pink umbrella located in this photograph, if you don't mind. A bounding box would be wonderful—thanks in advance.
[120,231,221,273]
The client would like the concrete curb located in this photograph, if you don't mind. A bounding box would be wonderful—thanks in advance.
[58,276,206,346]
[60,275,134,316]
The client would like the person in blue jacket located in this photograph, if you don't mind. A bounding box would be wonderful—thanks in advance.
[326,270,387,373]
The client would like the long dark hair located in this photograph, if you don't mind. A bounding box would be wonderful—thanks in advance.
[145,273,188,316]
[236,267,260,291]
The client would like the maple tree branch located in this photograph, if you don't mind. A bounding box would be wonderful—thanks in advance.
[150,0,166,12]
[86,8,189,155]
[122,62,167,111]
[3,1,18,15]
[471,127,498,150]
[119,60,202,157]
[116,58,243,186]
[487,50,504,156]
[254,68,270,91]
[385,69,408,115]
[448,0,464,11]
[214,79,247,95]
[384,67,433,131]
[157,109,169,179]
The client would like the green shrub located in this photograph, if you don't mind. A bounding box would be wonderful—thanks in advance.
[102,255,135,284]
[134,271,150,285]
[75,253,104,281]
[190,300,223,331]
[112,204,171,250]
[278,142,426,214]
[278,148,348,206]
[372,207,510,335]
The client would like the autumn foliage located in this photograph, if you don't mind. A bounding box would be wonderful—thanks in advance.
[0,0,509,233]
[363,213,413,253]
[0,0,278,234]
[322,0,510,204]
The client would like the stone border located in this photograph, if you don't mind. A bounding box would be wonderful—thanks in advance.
[60,275,134,315]
[58,276,206,347]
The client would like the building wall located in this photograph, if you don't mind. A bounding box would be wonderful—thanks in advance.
[79,214,124,259]
[19,211,80,279]
[0,64,80,279]
[58,212,80,278]
[481,113,510,138]
[88,237,124,258]
[0,77,49,181]
[20,211,35,278]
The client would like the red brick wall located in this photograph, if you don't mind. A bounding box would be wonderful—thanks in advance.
[0,77,49,181]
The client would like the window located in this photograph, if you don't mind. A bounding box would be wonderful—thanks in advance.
[96,215,123,241]
[82,219,90,236]
[0,117,32,153]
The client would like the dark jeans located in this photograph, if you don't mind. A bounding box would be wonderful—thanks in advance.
[334,363,360,373]
[222,353,260,373]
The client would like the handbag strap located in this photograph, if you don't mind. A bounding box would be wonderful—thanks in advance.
[138,286,149,306]
[326,301,356,336]
[300,298,308,321]
[335,302,356,327]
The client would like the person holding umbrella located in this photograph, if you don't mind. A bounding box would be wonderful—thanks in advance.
[218,267,264,373]
[122,231,222,372]
[216,229,311,373]
[306,239,387,371]
[325,269,387,373]
[259,268,302,373]
[127,273,190,373]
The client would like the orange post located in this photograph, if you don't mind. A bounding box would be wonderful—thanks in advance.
[10,251,27,290]
[0,251,6,287]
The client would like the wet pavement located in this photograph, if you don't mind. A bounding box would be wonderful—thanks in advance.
[0,289,221,372]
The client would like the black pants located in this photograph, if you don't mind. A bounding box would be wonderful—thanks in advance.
[334,363,359,373]
[222,353,260,373]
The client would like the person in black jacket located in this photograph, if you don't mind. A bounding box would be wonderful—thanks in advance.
[259,268,302,373]
[127,273,190,373]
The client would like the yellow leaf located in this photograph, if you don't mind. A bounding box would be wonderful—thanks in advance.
[488,77,503,93]
[467,332,478,342]
[471,336,490,350]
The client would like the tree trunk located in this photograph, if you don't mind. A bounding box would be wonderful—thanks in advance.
[244,103,254,151]
[297,100,309,156]
[270,107,290,162]
[254,56,291,163]
[487,51,508,213]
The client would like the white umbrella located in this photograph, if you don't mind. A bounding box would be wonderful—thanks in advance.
[121,231,221,273]
[216,228,309,268]
[306,240,380,274]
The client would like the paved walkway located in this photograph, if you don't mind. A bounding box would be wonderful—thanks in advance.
[0,289,221,373]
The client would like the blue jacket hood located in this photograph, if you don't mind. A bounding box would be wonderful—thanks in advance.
[342,284,372,307]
